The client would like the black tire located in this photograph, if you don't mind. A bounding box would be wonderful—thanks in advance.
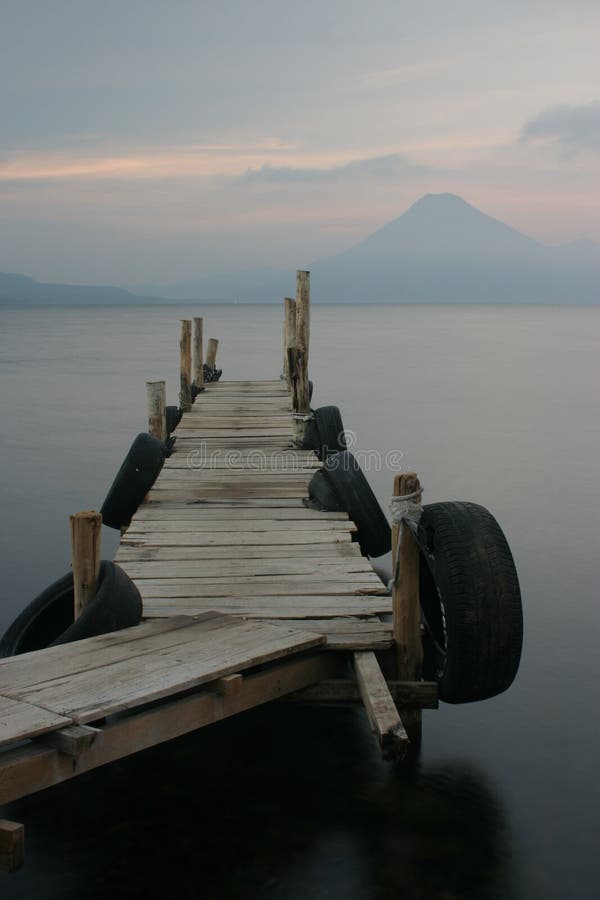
[417,501,523,704]
[0,561,143,658]
[302,406,346,459]
[304,470,344,511]
[321,451,391,557]
[100,433,165,530]
[166,406,182,435]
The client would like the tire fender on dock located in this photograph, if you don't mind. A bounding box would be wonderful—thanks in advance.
[100,432,165,530]
[0,561,143,657]
[417,501,523,703]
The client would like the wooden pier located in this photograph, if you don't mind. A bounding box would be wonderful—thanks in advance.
[0,273,435,870]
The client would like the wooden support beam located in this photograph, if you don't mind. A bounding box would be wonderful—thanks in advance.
[283,297,296,387]
[293,271,310,443]
[286,679,438,708]
[38,724,100,758]
[69,511,102,620]
[392,472,424,743]
[206,338,219,370]
[354,651,409,761]
[0,820,24,873]
[179,319,192,412]
[146,380,167,442]
[193,317,205,391]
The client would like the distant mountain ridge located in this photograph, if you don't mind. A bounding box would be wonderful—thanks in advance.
[2,194,598,304]
[253,194,600,303]
[0,272,169,305]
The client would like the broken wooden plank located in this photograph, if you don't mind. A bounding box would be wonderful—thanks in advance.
[353,650,409,761]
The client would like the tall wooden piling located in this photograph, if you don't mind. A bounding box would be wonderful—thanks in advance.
[293,271,310,443]
[70,511,102,620]
[179,320,192,411]
[193,317,204,391]
[391,472,423,743]
[206,338,219,370]
[146,380,166,443]
[283,297,296,387]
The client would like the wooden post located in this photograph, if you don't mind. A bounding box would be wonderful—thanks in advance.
[392,472,423,743]
[293,271,310,443]
[193,317,204,391]
[70,510,102,620]
[0,820,24,872]
[206,338,219,370]
[146,380,166,443]
[283,297,296,387]
[179,319,192,411]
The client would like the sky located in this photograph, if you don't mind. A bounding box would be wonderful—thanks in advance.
[1,0,599,284]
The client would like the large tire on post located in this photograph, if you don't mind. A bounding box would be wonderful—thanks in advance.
[0,561,143,658]
[417,501,523,704]
[100,433,165,530]
[309,451,391,557]
[302,406,346,459]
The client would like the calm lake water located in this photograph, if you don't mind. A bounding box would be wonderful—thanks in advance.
[0,303,598,899]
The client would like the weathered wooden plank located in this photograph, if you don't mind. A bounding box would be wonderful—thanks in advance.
[163,459,320,470]
[0,616,217,693]
[130,506,346,521]
[257,618,392,650]
[0,695,73,748]
[118,559,374,579]
[171,429,293,438]
[125,519,355,534]
[354,651,409,760]
[154,470,314,482]
[134,577,384,598]
[148,498,308,508]
[178,417,291,429]
[121,531,354,546]
[7,615,326,724]
[0,654,342,806]
[142,596,392,616]
[147,486,310,500]
[115,542,364,562]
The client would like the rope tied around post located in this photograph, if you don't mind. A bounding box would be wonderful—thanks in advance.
[291,411,314,422]
[388,488,423,592]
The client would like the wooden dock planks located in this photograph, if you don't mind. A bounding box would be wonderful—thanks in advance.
[0,612,325,742]
[116,379,392,651]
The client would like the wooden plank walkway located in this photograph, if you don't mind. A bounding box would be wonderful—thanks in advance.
[0,612,325,748]
[115,379,393,651]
